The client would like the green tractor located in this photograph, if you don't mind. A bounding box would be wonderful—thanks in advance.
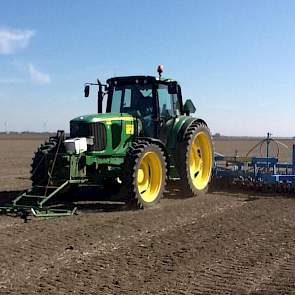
[30,67,214,209]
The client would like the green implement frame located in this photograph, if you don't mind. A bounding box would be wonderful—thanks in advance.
[0,179,86,219]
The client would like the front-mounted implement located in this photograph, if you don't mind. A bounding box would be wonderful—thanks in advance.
[0,131,88,219]
[0,182,81,220]
[1,66,214,218]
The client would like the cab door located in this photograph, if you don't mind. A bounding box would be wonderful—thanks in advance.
[157,83,181,144]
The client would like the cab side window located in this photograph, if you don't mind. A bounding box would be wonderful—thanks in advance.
[172,93,181,116]
[157,84,175,118]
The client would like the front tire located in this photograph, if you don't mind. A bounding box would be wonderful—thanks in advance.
[123,140,167,208]
[31,142,56,186]
[176,122,214,195]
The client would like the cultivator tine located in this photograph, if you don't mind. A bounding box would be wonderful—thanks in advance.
[17,209,29,223]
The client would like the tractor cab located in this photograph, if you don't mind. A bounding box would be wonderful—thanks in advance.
[106,76,183,140]
[83,73,196,145]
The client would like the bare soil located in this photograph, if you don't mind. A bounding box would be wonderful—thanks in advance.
[0,134,295,294]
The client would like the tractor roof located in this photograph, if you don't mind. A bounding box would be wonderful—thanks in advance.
[107,75,177,85]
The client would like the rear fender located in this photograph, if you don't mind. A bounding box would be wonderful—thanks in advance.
[167,116,208,150]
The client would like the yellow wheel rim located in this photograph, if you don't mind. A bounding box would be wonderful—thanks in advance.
[137,151,163,203]
[189,131,213,190]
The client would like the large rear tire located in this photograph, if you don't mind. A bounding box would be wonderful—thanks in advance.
[123,140,167,208]
[176,122,214,195]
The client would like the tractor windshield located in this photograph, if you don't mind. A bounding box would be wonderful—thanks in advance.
[107,84,154,118]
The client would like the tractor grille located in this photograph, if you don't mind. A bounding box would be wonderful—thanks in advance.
[89,122,107,151]
[70,122,107,151]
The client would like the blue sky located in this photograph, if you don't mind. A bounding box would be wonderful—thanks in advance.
[0,0,295,136]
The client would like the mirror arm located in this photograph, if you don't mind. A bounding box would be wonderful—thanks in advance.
[84,80,108,112]
[85,80,107,87]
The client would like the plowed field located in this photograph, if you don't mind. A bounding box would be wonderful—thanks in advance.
[0,134,295,294]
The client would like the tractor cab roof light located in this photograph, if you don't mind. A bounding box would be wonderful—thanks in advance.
[157,64,164,79]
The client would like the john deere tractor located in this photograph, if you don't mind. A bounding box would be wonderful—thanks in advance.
[29,68,214,209]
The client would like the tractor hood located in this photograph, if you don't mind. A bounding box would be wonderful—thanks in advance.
[70,113,135,124]
[69,113,137,153]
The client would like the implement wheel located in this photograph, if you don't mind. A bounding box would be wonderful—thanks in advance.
[124,140,167,208]
[177,122,213,195]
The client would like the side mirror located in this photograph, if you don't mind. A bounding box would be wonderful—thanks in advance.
[168,81,178,94]
[183,99,196,115]
[84,85,90,97]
